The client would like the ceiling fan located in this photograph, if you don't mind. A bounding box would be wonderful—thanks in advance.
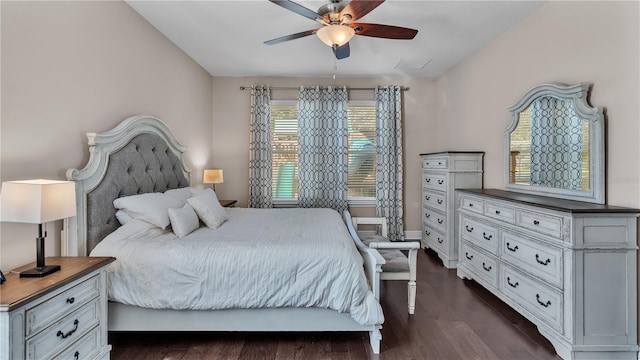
[264,0,418,60]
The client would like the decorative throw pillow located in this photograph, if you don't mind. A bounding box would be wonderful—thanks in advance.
[187,189,229,229]
[168,204,200,238]
[113,193,184,229]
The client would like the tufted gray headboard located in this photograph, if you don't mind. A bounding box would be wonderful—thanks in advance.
[66,116,191,256]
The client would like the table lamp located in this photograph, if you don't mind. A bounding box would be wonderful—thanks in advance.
[203,169,224,191]
[1,179,76,277]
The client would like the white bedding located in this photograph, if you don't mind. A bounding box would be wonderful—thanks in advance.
[90,208,384,326]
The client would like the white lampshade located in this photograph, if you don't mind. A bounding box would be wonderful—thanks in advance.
[316,24,355,47]
[1,179,76,224]
[203,169,224,184]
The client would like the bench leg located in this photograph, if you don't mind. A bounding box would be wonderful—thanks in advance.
[408,280,416,314]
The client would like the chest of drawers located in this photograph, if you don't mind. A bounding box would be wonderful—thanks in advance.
[420,152,484,268]
[0,257,115,360]
[457,189,639,360]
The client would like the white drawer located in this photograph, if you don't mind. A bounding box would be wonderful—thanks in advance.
[461,242,498,288]
[422,157,448,170]
[423,189,446,212]
[423,225,446,252]
[26,298,101,360]
[460,195,483,215]
[423,173,447,192]
[423,207,447,233]
[53,326,100,360]
[501,231,563,288]
[500,265,563,333]
[517,209,564,238]
[484,201,515,224]
[460,216,498,255]
[26,274,100,336]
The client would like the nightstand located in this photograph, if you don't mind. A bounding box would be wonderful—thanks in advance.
[0,256,115,360]
[219,200,237,208]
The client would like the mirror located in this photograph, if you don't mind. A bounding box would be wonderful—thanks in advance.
[505,83,605,204]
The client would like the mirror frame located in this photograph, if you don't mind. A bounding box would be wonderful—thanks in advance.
[505,83,605,204]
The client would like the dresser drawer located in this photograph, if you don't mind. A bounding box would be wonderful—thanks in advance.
[461,242,498,288]
[460,195,483,215]
[423,207,447,233]
[484,201,515,224]
[422,157,448,170]
[26,274,100,336]
[26,298,101,360]
[423,189,446,212]
[501,231,563,288]
[460,216,498,255]
[500,265,563,333]
[53,326,100,360]
[423,173,447,192]
[517,209,564,238]
[423,225,446,252]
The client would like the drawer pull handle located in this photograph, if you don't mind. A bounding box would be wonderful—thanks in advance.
[536,294,551,308]
[495,210,501,214]
[74,351,80,360]
[465,252,473,260]
[57,319,79,339]
[66,297,75,304]
[469,203,474,207]
[533,220,540,225]
[535,254,551,266]
[437,237,444,244]
[437,199,443,204]
[482,263,492,272]
[437,219,444,224]
[425,213,431,218]
[506,242,519,252]
[425,196,430,200]
[465,225,474,233]
[426,178,431,183]
[425,231,431,236]
[437,179,444,185]
[438,162,442,165]
[482,232,492,241]
[507,277,519,288]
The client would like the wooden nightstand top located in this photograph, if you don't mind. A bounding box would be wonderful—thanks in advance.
[219,200,237,207]
[0,256,115,312]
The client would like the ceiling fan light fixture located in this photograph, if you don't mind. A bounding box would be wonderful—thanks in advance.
[316,24,355,47]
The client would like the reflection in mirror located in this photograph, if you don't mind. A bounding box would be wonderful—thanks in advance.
[509,97,590,190]
[505,83,604,204]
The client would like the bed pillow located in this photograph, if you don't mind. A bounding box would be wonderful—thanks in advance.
[168,204,200,238]
[115,210,133,225]
[164,187,196,204]
[187,189,229,229]
[113,193,184,229]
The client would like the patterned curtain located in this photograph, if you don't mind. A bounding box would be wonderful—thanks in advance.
[248,86,273,208]
[297,86,349,212]
[530,96,583,190]
[375,86,404,241]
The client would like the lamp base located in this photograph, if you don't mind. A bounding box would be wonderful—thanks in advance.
[20,265,61,278]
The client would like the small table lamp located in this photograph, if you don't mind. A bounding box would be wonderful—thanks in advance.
[1,179,76,277]
[203,169,224,191]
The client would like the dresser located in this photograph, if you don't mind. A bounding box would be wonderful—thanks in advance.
[420,152,484,268]
[0,257,115,360]
[457,189,638,360]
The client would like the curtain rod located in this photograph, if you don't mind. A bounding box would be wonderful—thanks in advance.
[239,86,410,91]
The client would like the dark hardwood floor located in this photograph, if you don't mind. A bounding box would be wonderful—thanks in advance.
[110,249,561,359]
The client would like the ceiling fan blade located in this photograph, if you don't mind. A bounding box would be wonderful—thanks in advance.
[264,29,317,45]
[269,0,322,22]
[340,0,385,22]
[333,43,350,60]
[350,23,418,40]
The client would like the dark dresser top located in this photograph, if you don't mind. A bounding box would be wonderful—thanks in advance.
[458,189,640,214]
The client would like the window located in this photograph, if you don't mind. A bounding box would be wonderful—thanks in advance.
[270,101,377,204]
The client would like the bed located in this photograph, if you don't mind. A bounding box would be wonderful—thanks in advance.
[63,115,385,354]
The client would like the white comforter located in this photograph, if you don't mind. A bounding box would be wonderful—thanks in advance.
[90,208,384,326]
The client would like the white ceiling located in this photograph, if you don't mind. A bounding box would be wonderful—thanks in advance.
[126,0,545,78]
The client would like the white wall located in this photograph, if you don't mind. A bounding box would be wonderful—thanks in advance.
[0,1,214,271]
[210,76,438,232]
[436,1,640,208]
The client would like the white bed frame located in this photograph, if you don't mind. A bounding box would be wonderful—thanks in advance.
[63,115,385,354]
